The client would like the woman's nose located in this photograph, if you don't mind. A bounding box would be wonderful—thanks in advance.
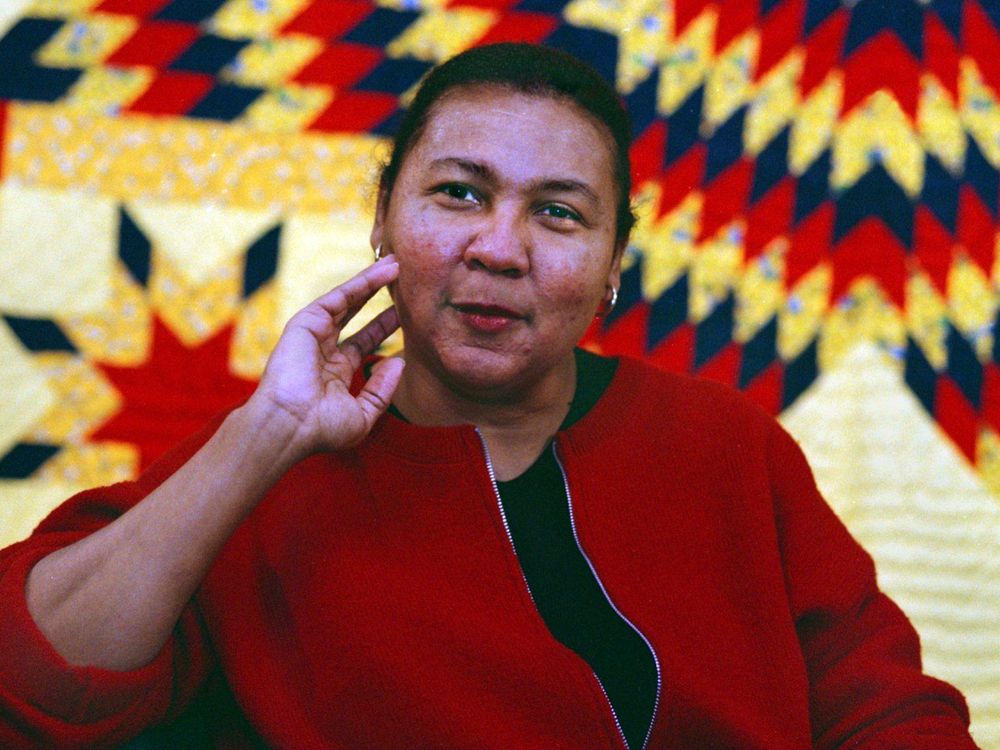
[462,209,530,277]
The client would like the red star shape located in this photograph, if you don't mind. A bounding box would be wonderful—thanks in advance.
[90,318,258,472]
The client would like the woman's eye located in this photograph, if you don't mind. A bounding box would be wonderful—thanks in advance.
[539,204,582,222]
[436,184,478,203]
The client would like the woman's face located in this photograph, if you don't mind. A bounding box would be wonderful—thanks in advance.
[372,86,623,398]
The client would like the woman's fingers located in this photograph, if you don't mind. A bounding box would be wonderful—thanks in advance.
[339,306,400,372]
[356,356,405,425]
[310,256,398,328]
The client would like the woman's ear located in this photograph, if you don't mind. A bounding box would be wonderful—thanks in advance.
[606,238,626,292]
[370,185,389,253]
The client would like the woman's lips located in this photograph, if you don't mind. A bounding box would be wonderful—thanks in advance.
[452,303,524,333]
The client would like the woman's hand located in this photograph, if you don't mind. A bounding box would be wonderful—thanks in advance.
[24,257,404,671]
[250,256,404,459]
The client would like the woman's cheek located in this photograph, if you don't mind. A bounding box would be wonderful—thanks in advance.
[397,213,462,269]
[543,256,604,304]
[393,246,452,317]
[399,247,452,297]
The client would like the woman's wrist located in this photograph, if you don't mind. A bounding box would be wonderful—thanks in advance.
[225,394,315,474]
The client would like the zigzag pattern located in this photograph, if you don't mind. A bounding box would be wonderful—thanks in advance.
[581,0,1000,487]
[0,0,621,131]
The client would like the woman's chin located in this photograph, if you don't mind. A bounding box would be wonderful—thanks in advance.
[429,342,569,404]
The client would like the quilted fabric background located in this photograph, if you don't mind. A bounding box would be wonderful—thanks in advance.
[0,0,997,744]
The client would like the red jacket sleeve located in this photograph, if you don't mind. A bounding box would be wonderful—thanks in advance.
[0,416,227,749]
[766,419,979,749]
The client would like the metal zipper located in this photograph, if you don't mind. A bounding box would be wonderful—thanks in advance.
[474,428,536,605]
[590,669,630,750]
[553,442,663,750]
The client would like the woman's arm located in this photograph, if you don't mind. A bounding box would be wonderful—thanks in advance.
[766,420,978,748]
[24,256,403,672]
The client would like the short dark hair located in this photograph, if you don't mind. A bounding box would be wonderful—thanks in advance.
[378,42,636,245]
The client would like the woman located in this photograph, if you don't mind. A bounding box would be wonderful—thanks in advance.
[0,44,978,749]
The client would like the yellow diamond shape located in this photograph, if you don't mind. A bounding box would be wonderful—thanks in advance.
[918,75,966,174]
[0,324,56,460]
[949,257,995,361]
[240,83,332,133]
[960,59,1000,168]
[658,9,715,116]
[905,272,948,371]
[703,30,758,128]
[385,8,497,63]
[208,0,311,40]
[638,191,700,302]
[36,12,137,68]
[789,72,842,175]
[689,222,744,323]
[62,66,152,115]
[744,52,801,157]
[223,34,322,88]
[832,91,923,198]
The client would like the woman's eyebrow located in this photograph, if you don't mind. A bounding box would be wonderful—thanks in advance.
[531,179,600,207]
[428,157,496,183]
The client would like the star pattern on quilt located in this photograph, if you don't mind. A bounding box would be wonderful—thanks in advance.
[0,208,278,484]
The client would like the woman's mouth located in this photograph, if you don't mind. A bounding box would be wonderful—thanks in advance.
[452,303,524,333]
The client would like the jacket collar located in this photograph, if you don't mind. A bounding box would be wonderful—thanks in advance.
[355,355,652,464]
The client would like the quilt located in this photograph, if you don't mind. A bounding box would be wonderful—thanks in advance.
[0,0,997,744]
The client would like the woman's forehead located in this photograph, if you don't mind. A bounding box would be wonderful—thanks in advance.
[406,86,618,196]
